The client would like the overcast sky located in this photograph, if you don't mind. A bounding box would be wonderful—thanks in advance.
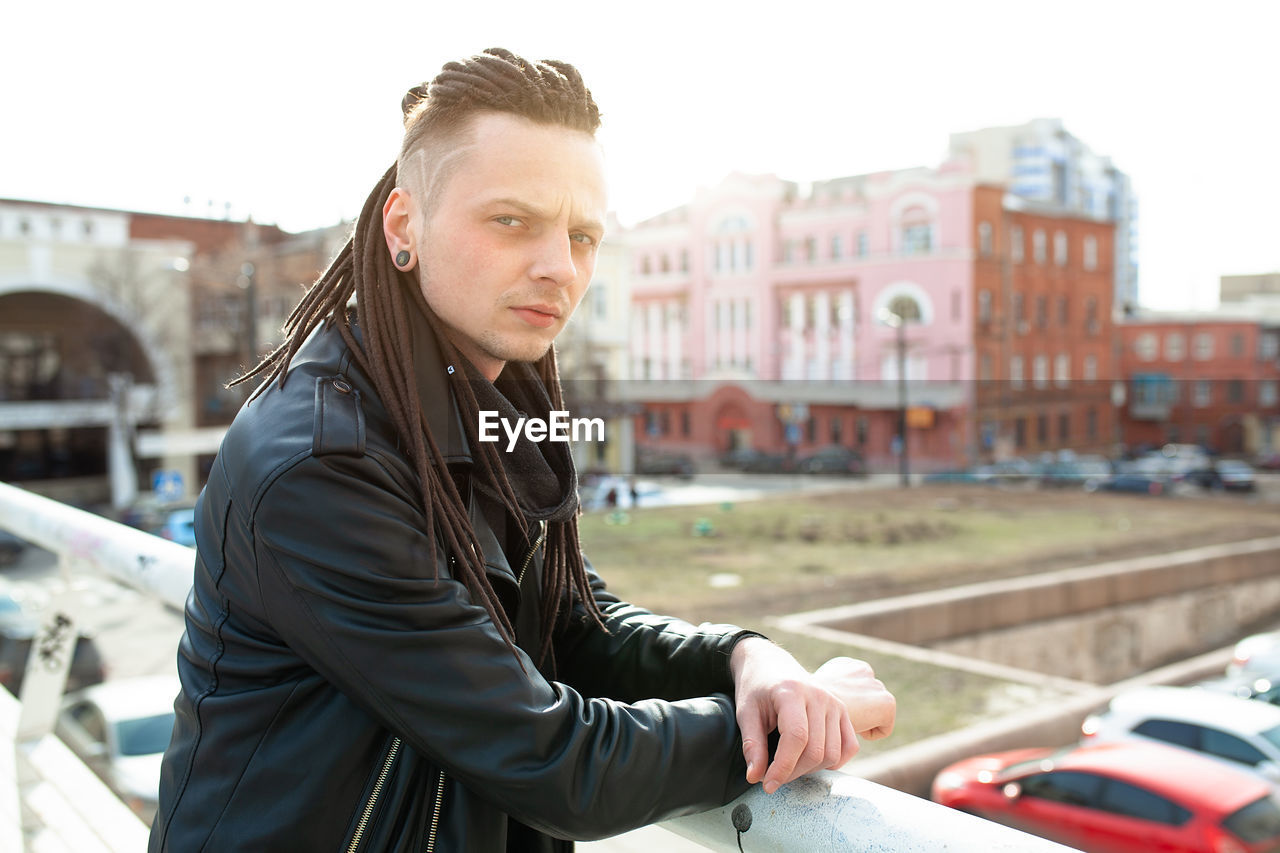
[5,0,1277,310]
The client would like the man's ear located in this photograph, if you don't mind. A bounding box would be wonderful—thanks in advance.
[383,187,417,270]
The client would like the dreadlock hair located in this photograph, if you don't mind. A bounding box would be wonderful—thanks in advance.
[233,48,604,670]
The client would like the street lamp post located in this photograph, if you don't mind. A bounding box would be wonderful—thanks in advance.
[879,306,914,487]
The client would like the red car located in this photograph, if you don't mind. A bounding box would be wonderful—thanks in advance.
[932,741,1280,852]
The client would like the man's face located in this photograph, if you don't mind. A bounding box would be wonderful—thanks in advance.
[411,112,607,381]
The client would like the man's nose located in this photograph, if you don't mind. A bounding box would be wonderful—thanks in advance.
[530,233,577,286]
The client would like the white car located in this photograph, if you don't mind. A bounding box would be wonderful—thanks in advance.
[1230,631,1280,677]
[54,675,179,823]
[1081,685,1280,785]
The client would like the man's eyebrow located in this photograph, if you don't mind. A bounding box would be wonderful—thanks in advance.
[485,197,605,234]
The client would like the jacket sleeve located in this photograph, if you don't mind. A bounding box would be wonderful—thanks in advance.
[553,558,763,705]
[249,451,751,841]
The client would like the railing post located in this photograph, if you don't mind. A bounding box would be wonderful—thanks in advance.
[16,589,80,742]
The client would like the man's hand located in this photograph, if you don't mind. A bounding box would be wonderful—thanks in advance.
[730,638,895,794]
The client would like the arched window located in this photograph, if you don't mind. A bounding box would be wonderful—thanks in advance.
[900,206,934,256]
[887,295,922,323]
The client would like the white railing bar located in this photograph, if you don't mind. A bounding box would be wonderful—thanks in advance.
[663,769,1077,852]
[0,481,193,611]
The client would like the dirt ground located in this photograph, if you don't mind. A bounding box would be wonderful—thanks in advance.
[581,483,1280,627]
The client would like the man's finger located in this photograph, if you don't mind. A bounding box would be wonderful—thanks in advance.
[737,704,770,785]
[838,709,860,768]
[763,694,808,794]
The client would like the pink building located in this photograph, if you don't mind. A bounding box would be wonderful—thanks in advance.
[623,163,981,472]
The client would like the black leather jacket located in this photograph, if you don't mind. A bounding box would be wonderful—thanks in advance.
[150,313,753,852]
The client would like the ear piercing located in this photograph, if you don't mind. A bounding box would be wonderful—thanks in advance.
[395,250,411,268]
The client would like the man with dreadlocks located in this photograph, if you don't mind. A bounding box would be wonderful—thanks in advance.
[151,48,894,852]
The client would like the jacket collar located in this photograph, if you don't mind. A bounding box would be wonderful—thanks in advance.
[404,296,473,466]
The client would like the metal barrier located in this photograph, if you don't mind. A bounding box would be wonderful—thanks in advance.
[0,481,1076,852]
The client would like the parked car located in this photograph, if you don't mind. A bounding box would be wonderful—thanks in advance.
[1229,631,1280,677]
[55,675,179,824]
[932,740,1280,853]
[795,445,866,476]
[1096,472,1174,496]
[936,737,1280,850]
[155,506,197,547]
[739,451,792,474]
[1040,456,1113,491]
[1216,460,1259,492]
[718,447,767,470]
[1081,686,1280,784]
[1198,672,1280,707]
[635,450,695,479]
[0,625,107,696]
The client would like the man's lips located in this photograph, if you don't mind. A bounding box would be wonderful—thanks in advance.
[511,305,561,328]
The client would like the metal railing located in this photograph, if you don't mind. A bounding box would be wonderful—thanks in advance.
[0,481,1075,852]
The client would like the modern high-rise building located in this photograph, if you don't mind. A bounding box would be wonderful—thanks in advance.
[949,118,1138,317]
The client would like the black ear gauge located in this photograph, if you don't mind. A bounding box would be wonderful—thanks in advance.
[395,250,411,268]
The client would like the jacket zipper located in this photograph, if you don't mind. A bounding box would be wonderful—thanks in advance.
[517,521,547,587]
[424,767,446,853]
[346,736,401,853]
[351,527,543,853]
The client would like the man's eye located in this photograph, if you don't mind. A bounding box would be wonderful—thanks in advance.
[571,233,596,246]
[494,215,520,226]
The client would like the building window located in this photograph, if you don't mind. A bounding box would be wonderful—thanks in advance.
[681,410,691,436]
[978,290,992,324]
[1085,298,1099,334]
[978,221,993,257]
[1261,381,1278,407]
[830,234,843,259]
[640,256,651,275]
[830,417,842,445]
[902,222,933,255]
[1194,332,1215,360]
[1012,293,1025,332]
[1011,225,1024,263]
[1165,332,1186,362]
[1054,353,1070,387]
[1083,235,1098,271]
[1058,296,1069,326]
[856,230,868,257]
[1084,354,1098,381]
[783,240,795,264]
[1227,380,1245,404]
[1058,412,1071,442]
[1262,333,1279,361]
[681,249,689,272]
[1193,380,1212,407]
[806,236,817,263]
[1136,332,1158,361]
[1086,407,1098,440]
[660,254,671,273]
[1033,355,1049,389]
[1054,230,1068,266]
[1035,296,1047,329]
[1010,355,1024,389]
[1230,333,1245,357]
[1033,229,1047,264]
[1037,414,1048,444]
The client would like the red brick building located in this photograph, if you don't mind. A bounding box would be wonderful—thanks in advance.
[971,186,1119,459]
[1119,315,1280,454]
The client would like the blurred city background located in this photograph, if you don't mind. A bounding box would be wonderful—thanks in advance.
[3,2,1280,850]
